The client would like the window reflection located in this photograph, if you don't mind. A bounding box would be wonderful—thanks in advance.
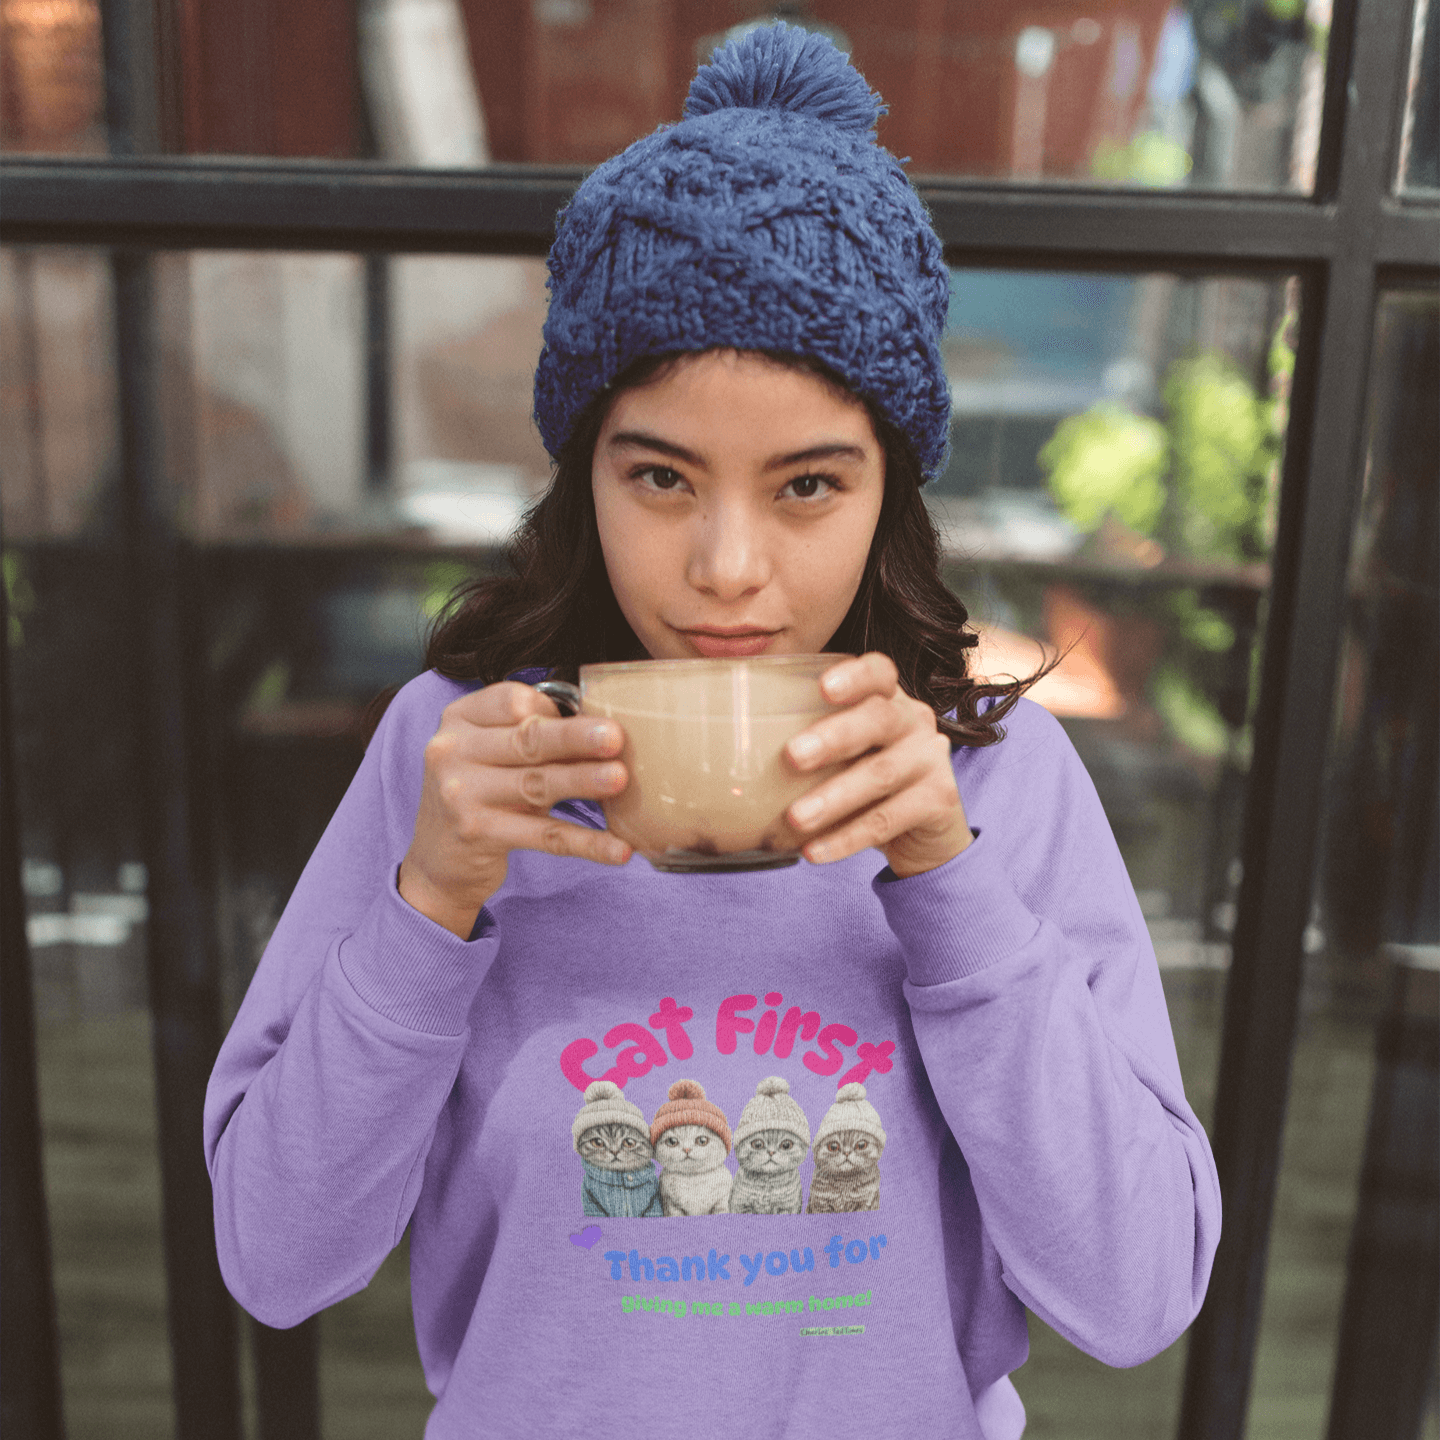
[0,243,1304,1431]
[1400,0,1439,193]
[1249,290,1439,1437]
[0,0,104,155]
[0,0,1330,191]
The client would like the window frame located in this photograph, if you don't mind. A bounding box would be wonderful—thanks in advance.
[0,0,1435,1437]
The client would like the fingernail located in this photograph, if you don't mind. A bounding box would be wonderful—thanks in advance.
[589,722,617,748]
[597,763,625,789]
[790,793,823,824]
[822,670,850,700]
[807,840,832,863]
[789,733,821,763]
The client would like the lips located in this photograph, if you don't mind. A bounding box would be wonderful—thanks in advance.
[678,627,779,658]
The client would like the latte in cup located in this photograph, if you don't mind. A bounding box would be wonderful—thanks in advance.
[569,656,844,873]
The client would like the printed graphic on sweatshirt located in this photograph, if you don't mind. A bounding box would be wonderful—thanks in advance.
[570,1073,887,1219]
[560,992,896,1094]
[593,1229,889,1331]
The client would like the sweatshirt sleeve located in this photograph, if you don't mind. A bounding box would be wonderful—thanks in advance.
[877,701,1221,1369]
[203,672,499,1329]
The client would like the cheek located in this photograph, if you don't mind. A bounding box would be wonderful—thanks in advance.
[593,474,683,641]
[787,511,878,625]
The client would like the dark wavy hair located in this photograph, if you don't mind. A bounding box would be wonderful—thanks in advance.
[426,352,1041,746]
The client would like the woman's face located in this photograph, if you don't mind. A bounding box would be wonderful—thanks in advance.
[591,350,885,660]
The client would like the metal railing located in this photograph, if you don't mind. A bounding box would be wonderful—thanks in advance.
[0,0,1435,1436]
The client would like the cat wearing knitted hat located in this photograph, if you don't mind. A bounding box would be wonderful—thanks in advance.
[807,1082,886,1214]
[650,1079,734,1217]
[729,1076,812,1215]
[571,1079,662,1219]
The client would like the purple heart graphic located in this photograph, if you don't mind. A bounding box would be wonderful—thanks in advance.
[569,1226,602,1251]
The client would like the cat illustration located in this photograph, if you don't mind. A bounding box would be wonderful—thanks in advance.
[806,1082,885,1214]
[571,1080,662,1218]
[729,1076,811,1215]
[650,1079,733,1216]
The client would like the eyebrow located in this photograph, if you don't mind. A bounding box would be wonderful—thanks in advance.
[606,431,870,470]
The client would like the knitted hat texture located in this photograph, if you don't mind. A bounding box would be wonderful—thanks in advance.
[649,1078,733,1153]
[571,1079,650,1150]
[533,22,952,477]
[814,1081,886,1148]
[733,1075,812,1148]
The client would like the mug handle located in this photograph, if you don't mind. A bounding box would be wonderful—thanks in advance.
[534,679,581,717]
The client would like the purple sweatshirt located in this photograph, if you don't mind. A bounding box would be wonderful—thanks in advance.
[205,670,1220,1439]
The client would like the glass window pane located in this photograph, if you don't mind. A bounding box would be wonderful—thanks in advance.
[1401,0,1439,193]
[1,1,1328,192]
[1,248,175,1439]
[5,243,1305,1432]
[938,265,1291,1426]
[1247,290,1439,1439]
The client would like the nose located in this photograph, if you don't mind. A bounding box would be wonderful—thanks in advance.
[686,498,770,601]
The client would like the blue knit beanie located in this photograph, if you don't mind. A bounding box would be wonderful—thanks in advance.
[532,22,952,479]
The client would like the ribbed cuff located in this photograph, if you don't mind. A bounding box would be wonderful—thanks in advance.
[337,877,499,1036]
[872,828,1039,986]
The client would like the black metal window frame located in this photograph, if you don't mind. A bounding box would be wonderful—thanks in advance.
[0,1,1435,1438]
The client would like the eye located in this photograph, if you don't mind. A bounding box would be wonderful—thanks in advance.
[666,1136,678,1146]
[780,1140,793,1150]
[752,1139,764,1149]
[633,464,687,493]
[622,1138,635,1148]
[695,1135,709,1146]
[779,473,838,501]
[855,1140,868,1151]
[828,1141,840,1152]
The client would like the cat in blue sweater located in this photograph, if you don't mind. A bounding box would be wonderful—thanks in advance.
[572,1080,663,1219]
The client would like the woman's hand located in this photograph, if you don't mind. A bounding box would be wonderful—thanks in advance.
[783,653,972,878]
[399,683,632,937]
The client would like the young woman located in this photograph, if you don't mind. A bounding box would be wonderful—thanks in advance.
[206,25,1219,1439]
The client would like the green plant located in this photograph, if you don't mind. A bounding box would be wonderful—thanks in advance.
[1038,404,1169,535]
[1038,345,1284,754]
[3,551,36,647]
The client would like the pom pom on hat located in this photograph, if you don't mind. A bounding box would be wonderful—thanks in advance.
[650,1078,733,1153]
[570,1079,649,1150]
[533,21,952,478]
[684,23,884,135]
[733,1074,812,1149]
[814,1081,886,1149]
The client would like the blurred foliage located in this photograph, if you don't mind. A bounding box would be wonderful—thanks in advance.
[1152,662,1233,757]
[1164,353,1276,562]
[3,550,36,647]
[1170,589,1236,653]
[1039,345,1287,756]
[1040,404,1169,534]
[422,559,472,620]
[1091,132,1194,187]
[1042,349,1278,564]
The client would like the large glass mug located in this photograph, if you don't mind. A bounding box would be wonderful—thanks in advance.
[536,655,847,873]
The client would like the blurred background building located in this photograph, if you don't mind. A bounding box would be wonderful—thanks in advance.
[1,2,1436,1439]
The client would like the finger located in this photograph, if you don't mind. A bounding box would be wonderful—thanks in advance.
[785,692,911,772]
[819,651,899,706]
[442,681,627,754]
[432,708,623,770]
[489,711,625,766]
[787,729,948,834]
[495,759,629,813]
[480,808,633,866]
[801,775,956,866]
[444,680,560,727]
